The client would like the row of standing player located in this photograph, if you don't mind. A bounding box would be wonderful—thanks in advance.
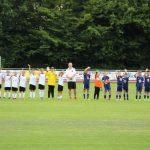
[0,63,76,100]
[84,68,150,100]
[0,65,150,100]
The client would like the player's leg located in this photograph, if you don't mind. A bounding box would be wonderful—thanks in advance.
[116,86,119,100]
[72,82,77,99]
[57,91,60,99]
[123,88,126,100]
[126,88,129,100]
[38,84,41,98]
[104,85,107,99]
[97,87,100,100]
[144,86,147,100]
[12,89,14,99]
[8,88,11,99]
[59,91,62,99]
[108,90,111,100]
[48,85,51,98]
[4,87,7,98]
[139,87,142,100]
[0,85,1,98]
[68,89,71,99]
[73,89,77,99]
[94,87,97,99]
[87,89,89,99]
[29,85,32,98]
[32,85,36,98]
[83,88,86,99]
[51,86,55,98]
[14,91,17,99]
[104,90,107,99]
[146,86,149,99]
[136,87,138,100]
[68,82,72,99]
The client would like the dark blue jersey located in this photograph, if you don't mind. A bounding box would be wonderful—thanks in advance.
[136,76,144,87]
[122,76,129,87]
[84,73,90,85]
[144,76,150,86]
[102,76,110,86]
[117,76,123,86]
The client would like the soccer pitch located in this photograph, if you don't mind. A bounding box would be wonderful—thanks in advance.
[0,83,150,150]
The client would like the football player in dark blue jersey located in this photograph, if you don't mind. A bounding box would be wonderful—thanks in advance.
[122,69,129,100]
[135,71,144,100]
[144,69,150,100]
[102,72,111,100]
[83,67,91,99]
[116,71,123,100]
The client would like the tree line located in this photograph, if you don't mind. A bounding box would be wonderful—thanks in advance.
[0,0,150,69]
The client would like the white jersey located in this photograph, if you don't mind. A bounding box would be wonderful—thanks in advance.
[0,73,3,84]
[12,76,19,88]
[58,76,64,86]
[4,75,11,87]
[19,75,27,88]
[65,67,76,82]
[29,74,36,86]
[38,74,46,86]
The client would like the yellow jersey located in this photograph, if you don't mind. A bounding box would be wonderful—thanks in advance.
[46,71,57,86]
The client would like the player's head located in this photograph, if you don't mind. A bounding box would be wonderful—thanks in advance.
[103,72,107,76]
[40,68,44,74]
[6,70,10,75]
[95,71,99,78]
[59,71,64,76]
[50,67,55,72]
[31,70,35,75]
[144,71,148,76]
[118,70,121,76]
[138,71,142,76]
[13,71,17,76]
[68,62,73,69]
[21,70,26,76]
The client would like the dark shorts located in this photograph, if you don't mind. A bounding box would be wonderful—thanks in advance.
[29,84,36,91]
[68,82,76,90]
[58,85,63,92]
[5,87,11,91]
[144,86,150,92]
[38,84,45,90]
[136,86,142,92]
[104,84,111,92]
[117,85,122,92]
[12,87,18,92]
[84,83,90,90]
[123,86,128,92]
[0,84,1,89]
[19,86,26,92]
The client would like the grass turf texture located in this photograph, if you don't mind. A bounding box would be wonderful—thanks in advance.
[0,83,150,150]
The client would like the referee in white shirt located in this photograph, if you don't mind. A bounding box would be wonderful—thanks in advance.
[65,62,77,99]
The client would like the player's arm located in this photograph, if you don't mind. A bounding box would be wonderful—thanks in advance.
[115,70,119,78]
[28,64,31,73]
[134,72,137,78]
[84,66,90,73]
[72,68,76,78]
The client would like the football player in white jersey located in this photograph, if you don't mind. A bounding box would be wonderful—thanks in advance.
[3,70,11,99]
[38,69,46,99]
[19,69,27,99]
[0,69,3,98]
[28,64,37,98]
[11,71,19,99]
[57,71,65,100]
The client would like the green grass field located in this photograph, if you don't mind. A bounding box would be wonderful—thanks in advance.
[0,83,150,150]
